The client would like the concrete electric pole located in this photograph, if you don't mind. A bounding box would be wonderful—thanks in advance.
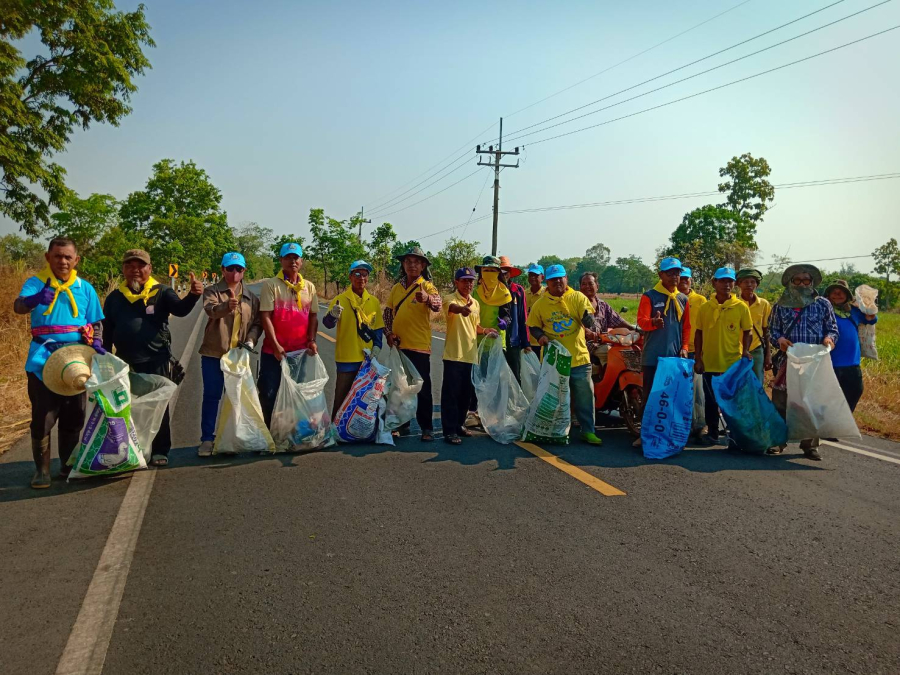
[476,117,519,256]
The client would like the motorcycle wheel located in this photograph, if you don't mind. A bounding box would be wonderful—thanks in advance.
[620,384,643,438]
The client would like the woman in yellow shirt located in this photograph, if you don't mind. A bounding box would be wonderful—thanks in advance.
[383,246,442,442]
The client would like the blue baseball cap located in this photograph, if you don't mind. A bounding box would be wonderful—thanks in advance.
[349,260,373,273]
[455,267,476,280]
[526,264,545,276]
[544,264,567,280]
[714,267,736,280]
[221,252,246,268]
[680,267,692,278]
[279,242,303,257]
[659,257,683,272]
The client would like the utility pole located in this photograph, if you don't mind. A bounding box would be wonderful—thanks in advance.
[476,117,519,256]
[357,206,371,242]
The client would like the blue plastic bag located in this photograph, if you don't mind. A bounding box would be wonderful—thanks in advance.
[641,357,693,459]
[711,358,787,452]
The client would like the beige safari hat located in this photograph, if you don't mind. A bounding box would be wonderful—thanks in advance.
[42,344,96,396]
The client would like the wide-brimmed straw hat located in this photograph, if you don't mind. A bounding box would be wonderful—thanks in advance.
[43,344,96,396]
[394,245,430,266]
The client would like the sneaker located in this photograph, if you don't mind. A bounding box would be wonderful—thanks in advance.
[766,445,785,455]
[198,441,214,457]
[581,432,603,446]
[803,447,822,461]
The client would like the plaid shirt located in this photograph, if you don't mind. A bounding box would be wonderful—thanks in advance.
[587,297,629,335]
[769,297,839,347]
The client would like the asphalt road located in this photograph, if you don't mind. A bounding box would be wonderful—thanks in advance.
[2,290,899,674]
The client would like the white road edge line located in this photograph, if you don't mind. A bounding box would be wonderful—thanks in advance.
[821,440,900,466]
[56,309,205,675]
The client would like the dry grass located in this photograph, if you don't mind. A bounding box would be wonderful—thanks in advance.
[0,264,35,454]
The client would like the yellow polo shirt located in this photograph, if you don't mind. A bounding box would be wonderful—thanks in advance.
[326,289,384,363]
[696,297,752,373]
[388,276,439,353]
[742,294,772,352]
[525,286,545,346]
[526,288,592,368]
[442,291,480,364]
[686,290,707,354]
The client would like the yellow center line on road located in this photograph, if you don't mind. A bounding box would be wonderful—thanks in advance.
[317,331,336,343]
[515,441,626,497]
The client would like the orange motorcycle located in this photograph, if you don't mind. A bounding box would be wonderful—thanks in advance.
[593,330,644,437]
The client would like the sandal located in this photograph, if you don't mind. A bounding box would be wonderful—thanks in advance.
[765,446,784,456]
[444,434,462,445]
[458,428,473,437]
[150,455,169,467]
[420,431,434,443]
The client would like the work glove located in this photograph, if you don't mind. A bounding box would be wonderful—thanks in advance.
[91,339,107,355]
[329,303,343,319]
[22,279,55,309]
[238,340,258,354]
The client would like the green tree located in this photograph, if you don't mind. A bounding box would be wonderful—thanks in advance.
[307,208,365,292]
[80,225,148,290]
[718,153,775,223]
[431,237,481,290]
[49,193,119,254]
[233,221,274,280]
[0,1,154,235]
[0,233,45,268]
[574,242,611,280]
[873,238,900,283]
[601,255,656,294]
[120,159,234,275]
[367,222,398,276]
[665,204,756,284]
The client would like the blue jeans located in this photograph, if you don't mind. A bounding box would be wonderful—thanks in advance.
[201,355,224,442]
[570,363,596,435]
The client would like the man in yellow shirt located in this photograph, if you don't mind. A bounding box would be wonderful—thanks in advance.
[694,267,752,446]
[324,260,384,418]
[736,268,772,383]
[524,263,545,358]
[526,264,603,446]
[441,267,499,445]
[383,246,441,441]
[677,267,707,357]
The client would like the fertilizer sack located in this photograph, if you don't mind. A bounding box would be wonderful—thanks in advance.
[472,336,529,445]
[785,344,860,441]
[523,341,572,445]
[271,350,335,452]
[641,357,693,459]
[69,354,148,479]
[519,349,542,404]
[711,358,787,453]
[214,347,275,454]
[334,351,390,443]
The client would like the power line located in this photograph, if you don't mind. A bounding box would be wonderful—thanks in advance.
[366,152,472,217]
[368,167,485,220]
[521,24,900,148]
[460,169,493,239]
[504,0,891,146]
[504,0,857,140]
[758,253,874,267]
[504,0,755,119]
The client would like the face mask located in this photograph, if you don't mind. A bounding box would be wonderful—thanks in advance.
[225,270,244,284]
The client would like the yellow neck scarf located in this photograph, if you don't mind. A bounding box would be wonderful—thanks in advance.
[477,270,512,307]
[653,281,683,321]
[278,271,305,308]
[119,277,160,305]
[709,293,743,324]
[340,287,376,327]
[36,266,79,317]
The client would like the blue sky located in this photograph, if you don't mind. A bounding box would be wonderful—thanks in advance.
[5,0,899,274]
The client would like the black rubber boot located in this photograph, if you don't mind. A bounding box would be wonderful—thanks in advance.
[31,436,51,489]
[57,431,81,478]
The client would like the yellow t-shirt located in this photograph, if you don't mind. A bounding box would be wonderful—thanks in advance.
[526,288,592,368]
[686,290,707,354]
[525,286,545,346]
[388,276,439,353]
[442,291,480,364]
[327,289,384,363]
[696,297,753,373]
[742,294,772,352]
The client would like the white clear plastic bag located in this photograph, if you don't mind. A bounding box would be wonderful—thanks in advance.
[69,354,149,479]
[855,285,879,360]
[472,337,529,444]
[128,372,178,462]
[520,349,541,403]
[381,346,424,432]
[214,348,276,454]
[270,350,335,452]
[785,344,860,441]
